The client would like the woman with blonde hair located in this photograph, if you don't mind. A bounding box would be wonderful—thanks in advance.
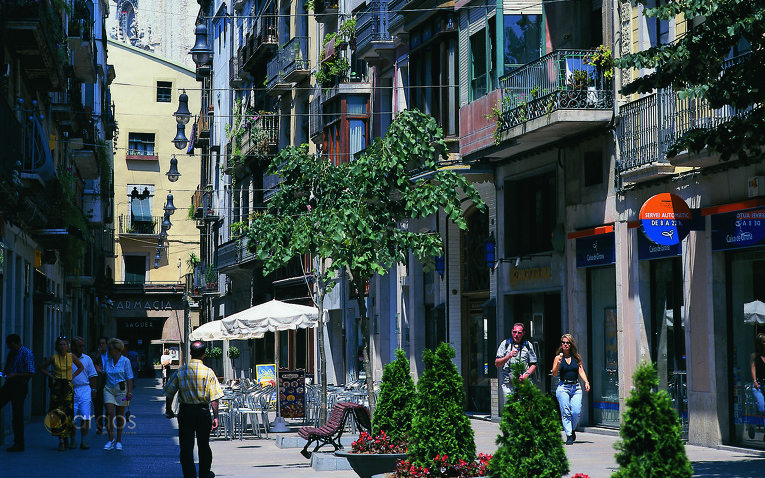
[551,333,590,446]
[102,338,133,451]
[40,337,85,450]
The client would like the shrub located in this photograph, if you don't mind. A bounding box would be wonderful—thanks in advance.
[612,362,692,478]
[373,348,416,443]
[228,346,240,359]
[352,430,407,454]
[488,361,569,478]
[206,346,223,359]
[408,342,475,469]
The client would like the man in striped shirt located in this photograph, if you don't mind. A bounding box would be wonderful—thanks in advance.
[164,341,224,478]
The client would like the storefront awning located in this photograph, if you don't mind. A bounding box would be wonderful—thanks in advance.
[150,316,184,344]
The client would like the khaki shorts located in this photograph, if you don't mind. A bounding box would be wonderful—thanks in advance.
[104,384,129,406]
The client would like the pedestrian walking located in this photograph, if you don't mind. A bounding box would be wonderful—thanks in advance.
[165,340,223,478]
[40,337,85,451]
[102,338,133,451]
[0,333,35,452]
[551,333,590,445]
[91,336,108,434]
[71,336,98,449]
[495,322,537,405]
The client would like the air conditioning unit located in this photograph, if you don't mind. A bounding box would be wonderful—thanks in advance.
[748,176,765,198]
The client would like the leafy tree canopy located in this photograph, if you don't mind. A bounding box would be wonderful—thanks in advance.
[616,0,765,161]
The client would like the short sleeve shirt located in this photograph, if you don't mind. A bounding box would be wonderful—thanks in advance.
[496,339,537,385]
[104,355,134,387]
[72,353,98,388]
[164,359,224,405]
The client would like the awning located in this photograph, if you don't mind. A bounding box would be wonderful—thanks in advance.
[150,316,185,344]
[131,197,152,222]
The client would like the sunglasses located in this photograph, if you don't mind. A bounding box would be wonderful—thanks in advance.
[561,341,571,345]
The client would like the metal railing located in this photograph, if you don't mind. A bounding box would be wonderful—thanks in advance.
[266,54,285,90]
[217,236,259,269]
[118,215,162,235]
[617,90,748,173]
[240,113,278,157]
[498,49,613,132]
[356,1,392,52]
[263,171,282,201]
[192,262,219,293]
[281,36,310,78]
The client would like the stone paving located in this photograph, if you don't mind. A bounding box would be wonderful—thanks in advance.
[3,378,765,477]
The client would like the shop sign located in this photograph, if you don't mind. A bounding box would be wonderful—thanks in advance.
[639,193,692,246]
[711,208,765,251]
[508,265,552,288]
[116,299,175,311]
[120,320,160,329]
[637,228,681,260]
[576,233,615,268]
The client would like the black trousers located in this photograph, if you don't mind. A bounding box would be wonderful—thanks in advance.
[0,380,29,445]
[178,402,213,478]
[94,384,106,431]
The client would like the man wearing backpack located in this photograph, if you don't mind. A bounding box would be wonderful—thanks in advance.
[495,322,537,406]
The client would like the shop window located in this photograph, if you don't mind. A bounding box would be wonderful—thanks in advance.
[587,266,618,427]
[124,255,146,284]
[156,81,172,102]
[503,14,542,73]
[504,171,556,256]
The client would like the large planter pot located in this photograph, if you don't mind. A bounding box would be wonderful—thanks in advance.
[335,451,406,478]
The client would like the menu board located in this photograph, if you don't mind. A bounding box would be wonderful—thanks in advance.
[278,370,306,418]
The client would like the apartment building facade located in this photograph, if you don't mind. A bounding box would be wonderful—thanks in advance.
[187,0,763,449]
[1,0,115,437]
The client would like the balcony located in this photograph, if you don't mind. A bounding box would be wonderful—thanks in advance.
[118,214,162,236]
[240,113,278,158]
[263,170,283,201]
[355,1,395,64]
[192,262,219,295]
[5,0,67,91]
[192,187,219,222]
[309,94,323,142]
[282,36,311,83]
[241,15,278,74]
[266,54,290,96]
[194,106,212,148]
[313,0,339,23]
[617,89,747,183]
[217,236,259,273]
[51,89,78,133]
[70,121,99,179]
[462,49,613,161]
[67,2,97,83]
[104,100,117,141]
[387,0,407,38]
[230,56,244,87]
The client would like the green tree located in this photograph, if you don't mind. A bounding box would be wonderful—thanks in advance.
[373,348,416,443]
[615,0,765,162]
[612,362,692,478]
[339,109,485,411]
[408,342,475,468]
[489,361,569,478]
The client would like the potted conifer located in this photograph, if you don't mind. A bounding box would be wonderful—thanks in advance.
[488,362,569,478]
[337,348,414,478]
[612,362,692,478]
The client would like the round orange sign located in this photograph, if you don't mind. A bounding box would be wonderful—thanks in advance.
[639,193,692,245]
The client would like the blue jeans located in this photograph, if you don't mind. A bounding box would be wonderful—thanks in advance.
[753,385,765,426]
[556,382,582,437]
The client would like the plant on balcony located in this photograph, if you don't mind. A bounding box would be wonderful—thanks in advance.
[205,264,217,287]
[585,45,614,81]
[225,100,273,182]
[186,252,200,272]
[68,0,92,39]
[566,69,593,90]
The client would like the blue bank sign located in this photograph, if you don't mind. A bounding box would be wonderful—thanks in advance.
[711,208,765,251]
[576,233,615,268]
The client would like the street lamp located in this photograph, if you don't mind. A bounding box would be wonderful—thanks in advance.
[161,213,172,231]
[164,193,177,216]
[174,90,192,126]
[189,24,213,67]
[154,249,162,268]
[166,156,181,182]
[173,123,188,150]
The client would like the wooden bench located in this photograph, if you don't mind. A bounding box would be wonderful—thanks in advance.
[298,401,371,458]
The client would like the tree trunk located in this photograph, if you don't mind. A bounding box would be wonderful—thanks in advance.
[347,267,376,415]
[316,258,329,425]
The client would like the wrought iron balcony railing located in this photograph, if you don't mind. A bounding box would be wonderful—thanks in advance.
[498,49,614,132]
[356,1,392,53]
[617,90,748,173]
[192,262,219,294]
[118,215,162,235]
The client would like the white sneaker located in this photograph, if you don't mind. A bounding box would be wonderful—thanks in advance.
[115,442,122,451]
[104,440,114,450]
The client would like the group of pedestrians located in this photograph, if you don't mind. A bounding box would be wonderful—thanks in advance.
[0,334,134,452]
[496,323,590,446]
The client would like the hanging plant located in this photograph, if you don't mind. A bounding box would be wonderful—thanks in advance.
[228,346,241,359]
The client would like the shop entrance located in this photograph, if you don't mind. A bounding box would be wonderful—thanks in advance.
[588,266,618,427]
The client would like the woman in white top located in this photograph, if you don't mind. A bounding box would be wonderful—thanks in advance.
[102,338,133,451]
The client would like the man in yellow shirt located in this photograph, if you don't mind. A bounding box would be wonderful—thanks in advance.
[164,341,224,478]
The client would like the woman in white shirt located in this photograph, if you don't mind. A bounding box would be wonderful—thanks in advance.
[102,338,133,451]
